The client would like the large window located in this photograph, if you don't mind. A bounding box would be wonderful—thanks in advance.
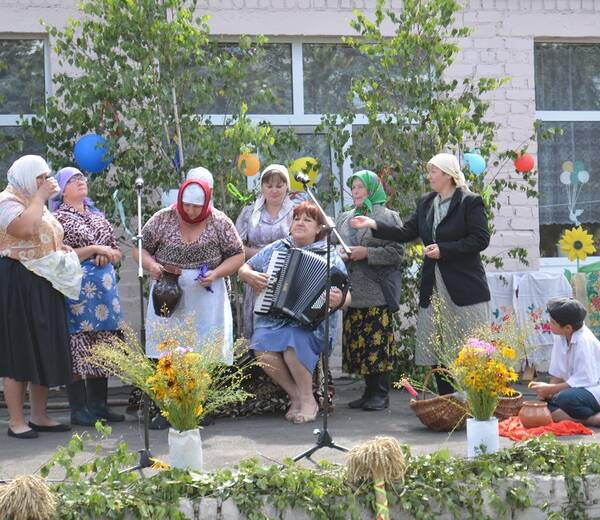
[209,41,372,213]
[535,43,600,257]
[0,38,47,179]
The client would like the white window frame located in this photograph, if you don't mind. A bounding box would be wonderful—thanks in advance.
[535,40,600,271]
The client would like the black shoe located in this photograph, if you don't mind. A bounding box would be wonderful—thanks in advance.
[348,374,378,409]
[362,373,391,411]
[149,415,170,430]
[28,421,71,432]
[86,378,125,422]
[8,427,38,439]
[67,380,100,426]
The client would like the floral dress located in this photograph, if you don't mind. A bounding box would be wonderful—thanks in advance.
[142,207,243,363]
[235,197,294,337]
[54,203,123,377]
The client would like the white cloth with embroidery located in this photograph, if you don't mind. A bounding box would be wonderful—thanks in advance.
[22,250,83,299]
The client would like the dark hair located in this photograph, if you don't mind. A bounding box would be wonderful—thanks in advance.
[292,201,325,241]
[547,297,587,331]
[261,169,288,186]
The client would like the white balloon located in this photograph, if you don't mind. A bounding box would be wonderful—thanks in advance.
[560,171,571,185]
[578,170,590,183]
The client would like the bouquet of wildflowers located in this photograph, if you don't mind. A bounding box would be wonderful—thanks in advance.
[87,317,253,431]
[451,338,519,421]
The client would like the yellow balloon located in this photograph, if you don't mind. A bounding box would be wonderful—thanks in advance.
[562,161,574,173]
[289,157,319,191]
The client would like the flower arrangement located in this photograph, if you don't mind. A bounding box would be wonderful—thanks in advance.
[88,317,253,432]
[451,338,519,421]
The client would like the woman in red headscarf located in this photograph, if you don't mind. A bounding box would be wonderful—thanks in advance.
[134,175,244,366]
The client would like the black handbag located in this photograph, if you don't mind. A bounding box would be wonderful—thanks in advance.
[363,264,403,313]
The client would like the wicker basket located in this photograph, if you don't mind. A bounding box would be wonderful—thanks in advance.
[409,368,469,432]
[493,391,524,421]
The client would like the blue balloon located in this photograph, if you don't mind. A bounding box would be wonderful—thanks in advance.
[74,134,112,174]
[463,152,486,176]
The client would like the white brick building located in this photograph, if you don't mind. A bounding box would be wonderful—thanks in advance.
[1,0,600,328]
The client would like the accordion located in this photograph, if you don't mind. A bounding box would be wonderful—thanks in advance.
[254,246,350,328]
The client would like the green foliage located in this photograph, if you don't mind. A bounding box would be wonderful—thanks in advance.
[24,0,295,222]
[43,430,600,519]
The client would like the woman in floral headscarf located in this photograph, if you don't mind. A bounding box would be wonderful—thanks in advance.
[335,170,404,411]
[53,167,125,427]
[351,154,491,395]
[0,155,82,438]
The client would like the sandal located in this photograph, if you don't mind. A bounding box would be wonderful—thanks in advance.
[292,403,319,424]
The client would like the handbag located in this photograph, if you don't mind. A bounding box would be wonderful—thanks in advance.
[362,264,403,314]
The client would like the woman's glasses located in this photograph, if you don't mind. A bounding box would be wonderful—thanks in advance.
[66,173,87,184]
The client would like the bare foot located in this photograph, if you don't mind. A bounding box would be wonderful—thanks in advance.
[29,415,61,427]
[292,400,319,424]
[8,421,33,434]
[285,399,302,421]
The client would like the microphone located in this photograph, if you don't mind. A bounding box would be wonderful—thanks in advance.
[294,172,310,185]
[134,177,144,191]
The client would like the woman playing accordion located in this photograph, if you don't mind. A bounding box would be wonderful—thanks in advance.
[238,201,350,424]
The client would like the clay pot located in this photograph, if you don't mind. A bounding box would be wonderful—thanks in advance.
[152,265,182,317]
[518,400,553,428]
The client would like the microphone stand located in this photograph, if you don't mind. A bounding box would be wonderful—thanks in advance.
[125,177,153,472]
[293,179,352,463]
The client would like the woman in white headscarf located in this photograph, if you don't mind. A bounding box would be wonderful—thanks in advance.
[0,155,82,438]
[235,164,295,338]
[351,153,491,394]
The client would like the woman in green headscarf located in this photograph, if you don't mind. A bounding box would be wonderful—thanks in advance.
[335,170,404,411]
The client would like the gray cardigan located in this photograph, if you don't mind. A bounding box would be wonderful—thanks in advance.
[335,204,404,308]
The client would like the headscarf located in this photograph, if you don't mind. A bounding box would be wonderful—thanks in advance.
[186,166,214,189]
[175,179,212,224]
[50,167,97,212]
[347,170,387,216]
[6,155,51,198]
[427,153,469,190]
[250,164,291,227]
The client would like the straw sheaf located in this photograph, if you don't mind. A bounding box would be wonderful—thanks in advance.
[346,436,408,484]
[0,475,56,520]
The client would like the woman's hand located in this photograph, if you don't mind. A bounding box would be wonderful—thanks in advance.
[243,270,270,292]
[198,269,219,288]
[36,177,60,202]
[148,261,164,280]
[350,216,377,230]
[349,246,368,261]
[94,254,110,267]
[424,243,441,259]
[328,287,343,309]
[60,244,74,254]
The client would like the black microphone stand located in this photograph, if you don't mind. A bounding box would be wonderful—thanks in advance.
[126,177,153,472]
[293,178,352,463]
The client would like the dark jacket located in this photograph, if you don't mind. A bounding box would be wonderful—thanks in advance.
[373,188,490,308]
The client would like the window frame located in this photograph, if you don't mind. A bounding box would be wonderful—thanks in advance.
[535,39,600,268]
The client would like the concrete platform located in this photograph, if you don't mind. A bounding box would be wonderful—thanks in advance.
[1,380,598,479]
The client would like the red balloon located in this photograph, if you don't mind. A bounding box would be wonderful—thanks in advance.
[514,153,535,173]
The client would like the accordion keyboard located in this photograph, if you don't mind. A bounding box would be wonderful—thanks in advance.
[253,249,288,315]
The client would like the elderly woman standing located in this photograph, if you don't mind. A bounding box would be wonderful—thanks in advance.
[351,154,491,395]
[137,171,244,362]
[235,164,294,338]
[52,167,125,426]
[336,171,404,411]
[0,155,82,438]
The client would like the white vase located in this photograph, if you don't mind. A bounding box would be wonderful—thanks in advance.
[466,417,499,458]
[168,427,203,470]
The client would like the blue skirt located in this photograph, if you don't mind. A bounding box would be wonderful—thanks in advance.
[250,325,324,373]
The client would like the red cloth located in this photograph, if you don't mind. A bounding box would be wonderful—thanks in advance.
[499,416,593,441]
[174,179,212,224]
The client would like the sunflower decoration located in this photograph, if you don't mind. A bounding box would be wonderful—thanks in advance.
[559,226,596,264]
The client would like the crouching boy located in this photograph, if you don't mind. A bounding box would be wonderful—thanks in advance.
[530,297,600,427]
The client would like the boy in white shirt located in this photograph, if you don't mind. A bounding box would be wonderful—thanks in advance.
[530,297,600,427]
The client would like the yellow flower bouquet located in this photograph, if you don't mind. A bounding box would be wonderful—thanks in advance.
[87,318,253,432]
[451,338,519,421]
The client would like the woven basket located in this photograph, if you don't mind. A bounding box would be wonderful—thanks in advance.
[409,368,469,432]
[493,391,524,421]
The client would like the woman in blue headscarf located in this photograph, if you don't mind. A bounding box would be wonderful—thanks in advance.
[53,167,125,426]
